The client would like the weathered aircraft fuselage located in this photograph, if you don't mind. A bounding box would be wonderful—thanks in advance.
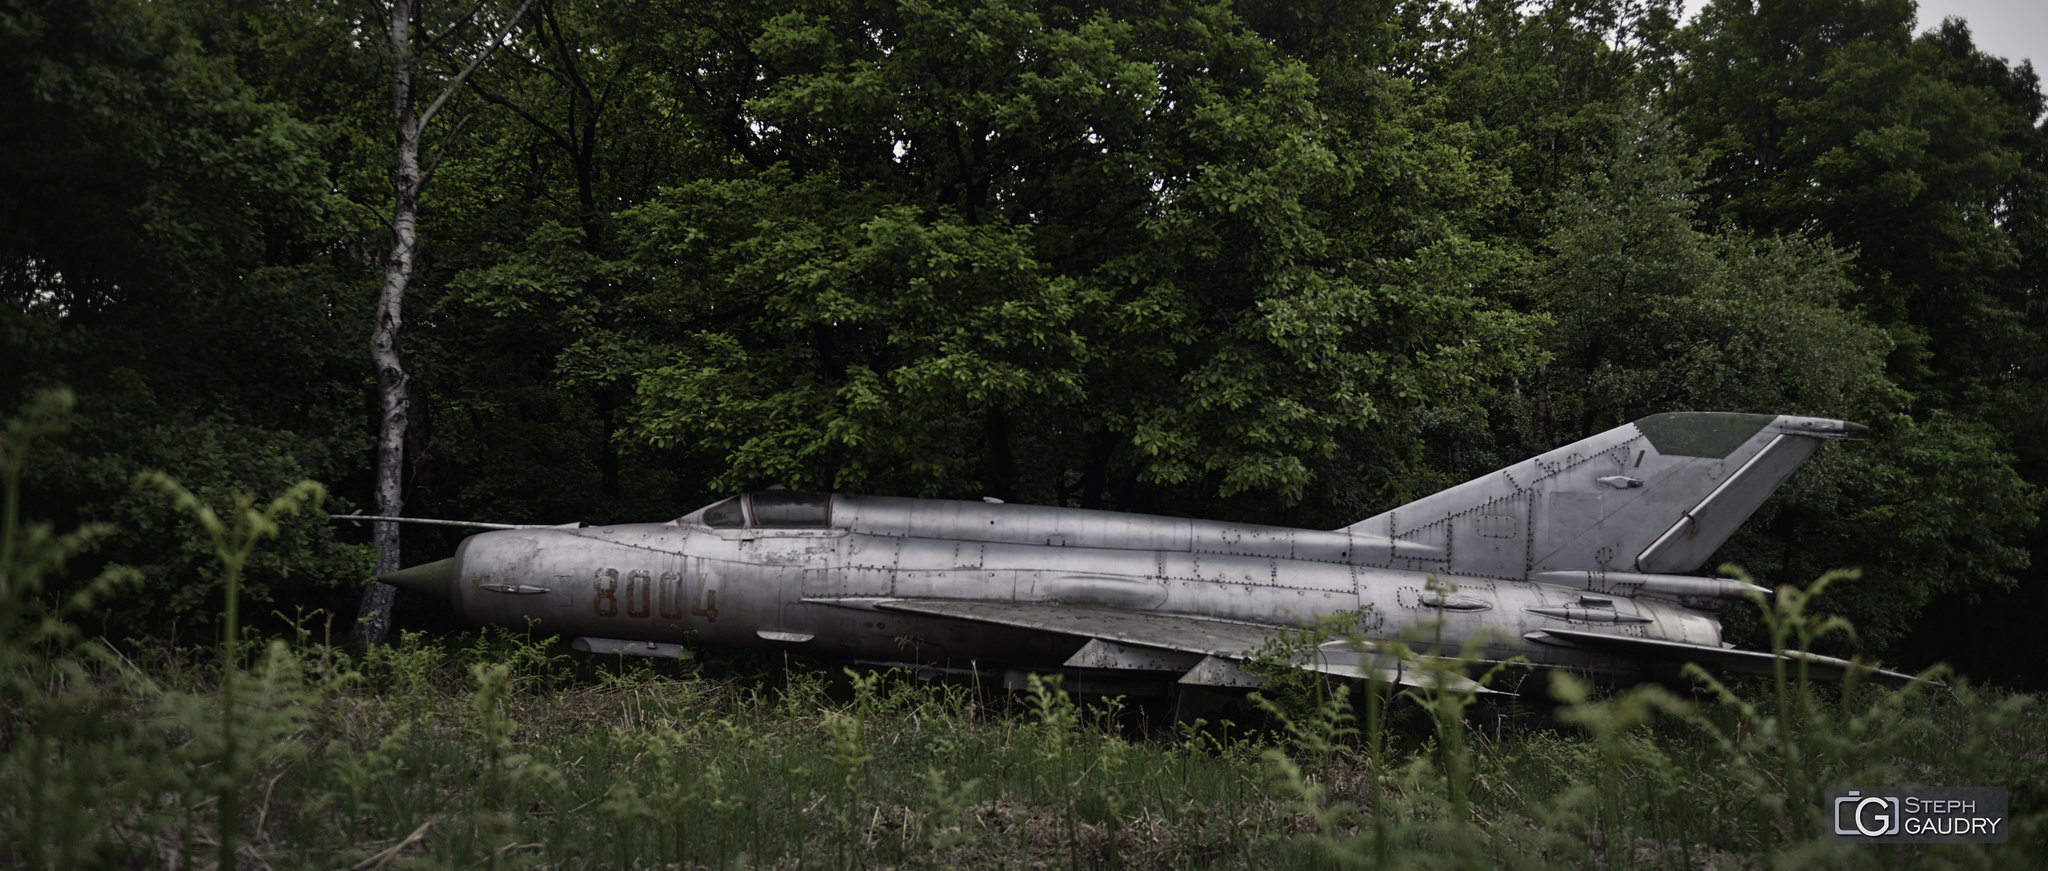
[386,412,1910,690]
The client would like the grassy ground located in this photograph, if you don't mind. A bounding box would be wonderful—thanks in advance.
[2,623,2043,870]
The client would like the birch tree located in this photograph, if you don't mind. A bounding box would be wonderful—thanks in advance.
[353,0,534,648]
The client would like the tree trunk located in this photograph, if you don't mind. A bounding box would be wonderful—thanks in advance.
[351,0,532,649]
[352,0,424,650]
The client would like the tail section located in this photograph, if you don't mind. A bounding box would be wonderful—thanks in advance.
[1344,413,1862,587]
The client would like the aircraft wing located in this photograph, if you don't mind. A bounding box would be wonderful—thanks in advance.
[818,598,1500,694]
[1526,628,1924,686]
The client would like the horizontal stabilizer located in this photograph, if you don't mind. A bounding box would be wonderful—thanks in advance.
[1526,628,1921,686]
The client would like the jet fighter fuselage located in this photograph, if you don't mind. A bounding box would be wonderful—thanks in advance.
[381,412,1906,691]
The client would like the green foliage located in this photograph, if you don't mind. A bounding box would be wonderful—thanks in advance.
[617,0,1540,518]
[2,0,371,638]
[1415,0,1686,233]
[0,0,334,308]
[1667,0,2048,489]
[30,400,374,635]
[1521,105,1892,439]
[1242,610,1369,761]
[143,467,325,871]
[1717,411,2041,655]
[1245,569,2044,870]
[0,391,150,868]
[0,392,139,680]
[0,391,342,869]
[6,0,2048,676]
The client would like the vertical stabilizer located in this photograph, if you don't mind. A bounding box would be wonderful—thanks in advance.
[1342,413,1861,581]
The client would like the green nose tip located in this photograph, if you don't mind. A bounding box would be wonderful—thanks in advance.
[378,558,455,598]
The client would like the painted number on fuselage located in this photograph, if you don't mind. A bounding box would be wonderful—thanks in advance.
[592,566,715,623]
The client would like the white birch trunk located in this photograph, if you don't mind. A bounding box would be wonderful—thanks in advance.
[352,0,531,648]
[352,0,422,648]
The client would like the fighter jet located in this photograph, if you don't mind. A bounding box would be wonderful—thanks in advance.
[374,412,1914,695]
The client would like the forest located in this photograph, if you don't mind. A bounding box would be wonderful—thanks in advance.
[5,0,2048,866]
[4,0,2046,678]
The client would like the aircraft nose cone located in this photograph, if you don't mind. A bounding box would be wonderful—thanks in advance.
[379,558,455,599]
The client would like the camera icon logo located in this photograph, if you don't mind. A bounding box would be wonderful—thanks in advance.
[1833,790,1902,837]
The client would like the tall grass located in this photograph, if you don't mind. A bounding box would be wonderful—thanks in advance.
[2,390,2044,868]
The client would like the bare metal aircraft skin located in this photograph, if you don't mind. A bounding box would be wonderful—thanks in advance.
[379,412,1912,692]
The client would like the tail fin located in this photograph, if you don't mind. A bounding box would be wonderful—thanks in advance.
[1345,413,1862,583]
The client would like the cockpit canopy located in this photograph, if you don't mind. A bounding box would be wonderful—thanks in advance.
[697,490,833,529]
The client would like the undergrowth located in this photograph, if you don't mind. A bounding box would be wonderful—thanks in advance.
[3,390,2044,868]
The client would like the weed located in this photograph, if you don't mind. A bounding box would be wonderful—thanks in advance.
[144,470,325,871]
